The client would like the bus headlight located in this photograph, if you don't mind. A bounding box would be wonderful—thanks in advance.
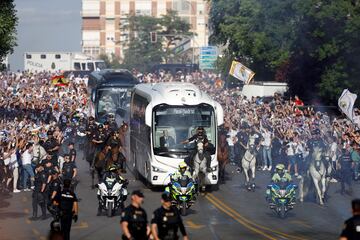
[211,166,217,172]
[152,166,167,173]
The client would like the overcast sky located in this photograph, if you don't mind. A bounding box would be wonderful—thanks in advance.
[9,0,81,70]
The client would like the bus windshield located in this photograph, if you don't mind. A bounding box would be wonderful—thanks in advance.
[96,87,132,120]
[95,61,106,70]
[153,104,216,158]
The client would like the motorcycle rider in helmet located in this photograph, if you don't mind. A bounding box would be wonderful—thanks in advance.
[97,165,128,216]
[165,162,193,195]
[266,164,295,204]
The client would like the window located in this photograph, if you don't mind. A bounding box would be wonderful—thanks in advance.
[55,54,61,59]
[152,104,216,158]
[87,62,95,71]
[74,62,81,70]
[41,54,46,59]
[26,54,32,59]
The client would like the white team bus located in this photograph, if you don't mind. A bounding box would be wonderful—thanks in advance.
[129,82,224,186]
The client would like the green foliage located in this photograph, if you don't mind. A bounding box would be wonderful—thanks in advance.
[120,11,192,72]
[210,0,360,103]
[0,0,18,62]
[51,62,56,70]
[99,53,122,69]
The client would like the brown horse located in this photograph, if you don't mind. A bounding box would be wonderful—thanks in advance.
[217,131,229,182]
[93,145,112,181]
[117,121,129,172]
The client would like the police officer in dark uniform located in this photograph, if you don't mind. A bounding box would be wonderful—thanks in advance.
[340,199,360,240]
[30,164,48,221]
[62,154,78,191]
[103,121,112,141]
[306,129,326,152]
[43,131,60,165]
[92,124,107,157]
[86,116,97,166]
[108,114,118,133]
[339,146,353,195]
[181,127,212,172]
[53,179,78,240]
[236,126,250,172]
[121,190,149,240]
[48,170,62,204]
[151,193,189,240]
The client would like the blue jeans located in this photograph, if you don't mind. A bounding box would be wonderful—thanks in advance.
[262,147,272,168]
[23,164,34,188]
[229,145,235,163]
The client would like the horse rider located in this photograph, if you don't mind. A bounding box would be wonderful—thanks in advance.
[181,127,211,173]
[165,162,194,195]
[91,124,107,161]
[85,116,97,167]
[307,128,326,152]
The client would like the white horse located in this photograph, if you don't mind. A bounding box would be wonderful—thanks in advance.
[32,143,47,164]
[241,144,257,190]
[192,142,208,191]
[299,146,332,205]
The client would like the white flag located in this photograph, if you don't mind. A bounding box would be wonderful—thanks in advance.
[229,60,255,84]
[338,89,357,121]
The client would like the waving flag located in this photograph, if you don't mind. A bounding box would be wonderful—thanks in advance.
[51,75,69,87]
[338,89,357,121]
[229,60,255,84]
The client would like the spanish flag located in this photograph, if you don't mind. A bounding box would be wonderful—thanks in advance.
[51,75,69,87]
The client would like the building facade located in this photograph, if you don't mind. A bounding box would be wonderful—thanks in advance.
[81,0,210,60]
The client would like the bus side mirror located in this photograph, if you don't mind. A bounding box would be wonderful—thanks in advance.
[91,90,96,102]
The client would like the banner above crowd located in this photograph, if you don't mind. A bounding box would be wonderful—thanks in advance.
[229,60,255,84]
[338,89,357,122]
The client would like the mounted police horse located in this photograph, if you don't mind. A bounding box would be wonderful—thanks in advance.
[217,132,229,182]
[241,143,257,191]
[299,146,332,205]
[192,141,209,192]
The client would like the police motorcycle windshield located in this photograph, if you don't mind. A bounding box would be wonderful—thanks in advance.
[179,176,190,187]
[105,177,117,189]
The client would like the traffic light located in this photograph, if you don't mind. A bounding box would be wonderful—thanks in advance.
[150,32,157,43]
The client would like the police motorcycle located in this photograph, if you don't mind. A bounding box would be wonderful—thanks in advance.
[96,167,128,217]
[168,174,196,216]
[266,181,297,219]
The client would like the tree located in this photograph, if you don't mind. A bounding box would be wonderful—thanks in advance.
[51,62,56,70]
[209,0,360,104]
[158,10,192,63]
[0,0,18,62]
[120,10,192,71]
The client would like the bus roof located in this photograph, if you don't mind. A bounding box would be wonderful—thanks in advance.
[89,69,139,88]
[134,82,217,107]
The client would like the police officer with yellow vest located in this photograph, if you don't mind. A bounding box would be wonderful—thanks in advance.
[151,193,189,240]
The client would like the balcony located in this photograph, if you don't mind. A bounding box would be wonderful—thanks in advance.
[81,10,100,17]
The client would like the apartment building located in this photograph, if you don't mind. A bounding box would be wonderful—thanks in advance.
[81,0,210,60]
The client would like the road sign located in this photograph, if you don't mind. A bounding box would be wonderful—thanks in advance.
[199,46,218,70]
[173,39,191,54]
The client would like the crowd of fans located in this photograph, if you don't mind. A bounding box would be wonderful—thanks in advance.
[1,69,359,198]
[0,71,87,194]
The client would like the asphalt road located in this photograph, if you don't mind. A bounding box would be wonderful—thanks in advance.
[1,150,359,240]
